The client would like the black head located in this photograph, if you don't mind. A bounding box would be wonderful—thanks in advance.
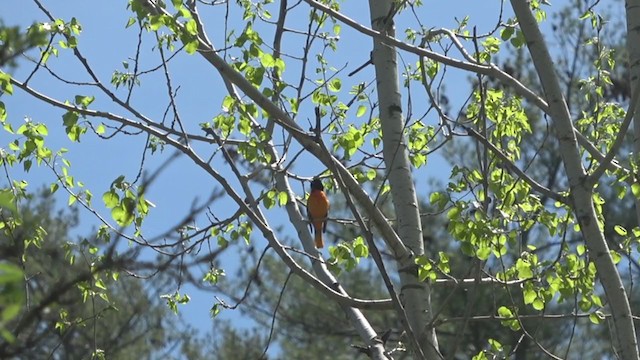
[310,178,324,191]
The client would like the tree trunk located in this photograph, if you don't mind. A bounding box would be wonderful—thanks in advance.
[368,1,440,358]
[626,0,640,227]
[512,1,639,358]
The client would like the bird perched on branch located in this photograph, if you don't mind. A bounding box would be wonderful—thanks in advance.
[307,178,330,248]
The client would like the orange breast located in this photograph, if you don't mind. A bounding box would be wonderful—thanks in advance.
[308,190,329,218]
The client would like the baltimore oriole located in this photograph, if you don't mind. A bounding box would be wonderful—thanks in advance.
[307,178,330,248]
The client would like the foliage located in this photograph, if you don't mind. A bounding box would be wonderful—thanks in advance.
[0,191,203,359]
[0,0,639,358]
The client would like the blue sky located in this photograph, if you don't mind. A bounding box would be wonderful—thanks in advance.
[1,0,595,355]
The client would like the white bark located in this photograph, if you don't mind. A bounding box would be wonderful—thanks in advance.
[368,1,440,358]
[626,0,640,228]
[141,2,393,357]
[512,1,639,358]
[274,175,389,360]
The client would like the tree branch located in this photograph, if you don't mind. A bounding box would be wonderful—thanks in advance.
[511,1,639,358]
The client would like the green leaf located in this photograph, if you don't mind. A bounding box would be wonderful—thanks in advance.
[614,225,627,236]
[472,351,488,360]
[263,189,276,209]
[1,303,21,325]
[589,312,604,324]
[259,53,276,68]
[429,192,441,205]
[460,242,474,257]
[482,36,501,54]
[353,245,367,258]
[411,153,427,168]
[591,294,603,307]
[0,101,6,121]
[185,19,198,35]
[446,206,460,220]
[437,251,451,273]
[246,66,265,86]
[372,137,380,149]
[278,191,288,206]
[366,169,376,181]
[0,189,17,216]
[476,246,491,260]
[497,306,521,331]
[0,72,14,95]
[610,250,622,264]
[203,268,225,285]
[67,36,78,49]
[102,191,120,208]
[579,9,593,20]
[532,298,545,311]
[516,259,533,279]
[0,262,24,325]
[523,289,536,304]
[185,39,199,54]
[328,78,341,92]
[497,306,513,318]
[356,105,367,117]
[62,111,86,141]
[0,262,23,284]
[74,95,95,108]
[488,338,503,352]
[353,239,368,258]
[217,236,228,248]
[500,27,514,41]
[210,303,221,318]
[417,261,433,282]
[274,58,286,73]
[112,205,134,227]
[510,31,525,48]
[66,124,86,142]
[16,123,28,135]
[95,278,107,290]
[149,14,166,31]
[632,183,640,198]
[415,255,430,266]
[35,123,48,136]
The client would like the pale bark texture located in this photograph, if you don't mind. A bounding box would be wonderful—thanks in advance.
[275,174,389,359]
[368,0,441,358]
[512,1,639,358]
[141,3,392,357]
[626,0,640,226]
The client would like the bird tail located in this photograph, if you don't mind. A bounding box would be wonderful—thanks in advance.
[314,224,324,248]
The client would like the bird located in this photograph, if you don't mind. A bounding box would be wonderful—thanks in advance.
[307,178,330,248]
